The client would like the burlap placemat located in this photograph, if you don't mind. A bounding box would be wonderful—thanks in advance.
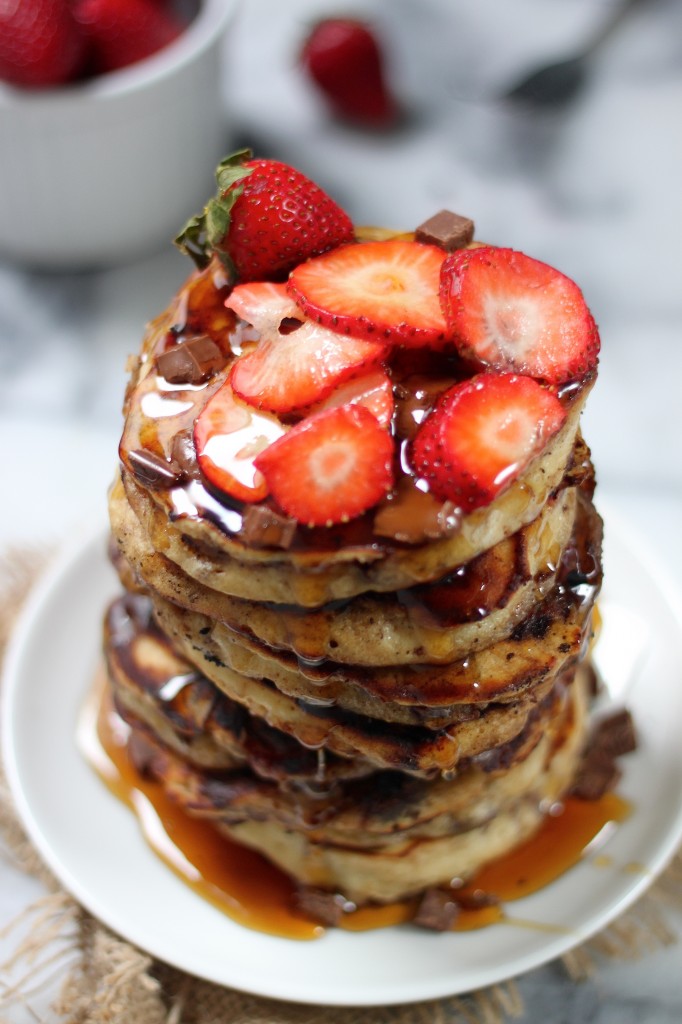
[1,549,680,1024]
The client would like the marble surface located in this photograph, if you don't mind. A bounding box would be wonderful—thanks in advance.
[1,0,681,1020]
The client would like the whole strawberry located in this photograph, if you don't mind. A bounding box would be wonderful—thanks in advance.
[0,0,87,89]
[300,18,398,128]
[73,0,186,75]
[176,150,356,282]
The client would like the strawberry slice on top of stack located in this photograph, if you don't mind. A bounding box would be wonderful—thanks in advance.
[174,148,599,530]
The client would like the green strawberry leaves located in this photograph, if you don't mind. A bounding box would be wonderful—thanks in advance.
[175,148,255,272]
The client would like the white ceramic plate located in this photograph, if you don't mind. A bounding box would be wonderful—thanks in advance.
[3,504,682,1008]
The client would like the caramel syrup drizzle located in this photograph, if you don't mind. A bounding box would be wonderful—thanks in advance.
[78,671,630,940]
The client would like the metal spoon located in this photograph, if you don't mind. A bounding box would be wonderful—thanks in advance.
[504,0,646,107]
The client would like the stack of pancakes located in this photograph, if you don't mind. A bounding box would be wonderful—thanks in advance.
[105,235,602,912]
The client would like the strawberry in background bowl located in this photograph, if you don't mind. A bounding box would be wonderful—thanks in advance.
[0,0,192,89]
[0,0,236,268]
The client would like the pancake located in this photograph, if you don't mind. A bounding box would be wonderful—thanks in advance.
[98,183,607,920]
[119,393,589,607]
[147,486,599,717]
[105,590,581,798]
[105,591,373,785]
[146,593,587,777]
[116,244,594,611]
[110,472,581,666]
[108,581,584,779]
[118,663,590,904]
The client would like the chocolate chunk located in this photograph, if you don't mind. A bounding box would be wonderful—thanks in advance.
[415,209,474,252]
[570,705,635,801]
[170,428,200,479]
[240,504,297,549]
[591,708,637,758]
[571,751,622,801]
[413,888,460,931]
[128,448,182,489]
[294,888,355,927]
[156,335,227,385]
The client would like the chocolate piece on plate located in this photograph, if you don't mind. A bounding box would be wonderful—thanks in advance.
[157,335,227,385]
[415,209,475,251]
[413,888,460,931]
[590,708,637,758]
[571,750,622,801]
[294,888,355,927]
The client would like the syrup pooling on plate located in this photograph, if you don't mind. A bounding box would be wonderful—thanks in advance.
[79,668,630,938]
[78,670,322,941]
[92,584,634,937]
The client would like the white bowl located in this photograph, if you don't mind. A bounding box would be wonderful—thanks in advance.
[0,0,237,269]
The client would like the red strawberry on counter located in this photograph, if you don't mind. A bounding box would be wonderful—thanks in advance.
[301,18,399,128]
[176,150,355,282]
[411,373,567,511]
[0,0,87,88]
[440,246,600,384]
[288,239,448,348]
[73,0,186,75]
[255,405,394,526]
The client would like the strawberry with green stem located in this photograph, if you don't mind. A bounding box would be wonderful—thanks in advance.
[176,150,355,282]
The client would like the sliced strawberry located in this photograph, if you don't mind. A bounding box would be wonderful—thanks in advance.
[287,239,448,347]
[439,246,600,384]
[229,283,387,414]
[225,281,299,333]
[194,381,286,503]
[312,368,394,428]
[411,373,566,511]
[254,405,394,526]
